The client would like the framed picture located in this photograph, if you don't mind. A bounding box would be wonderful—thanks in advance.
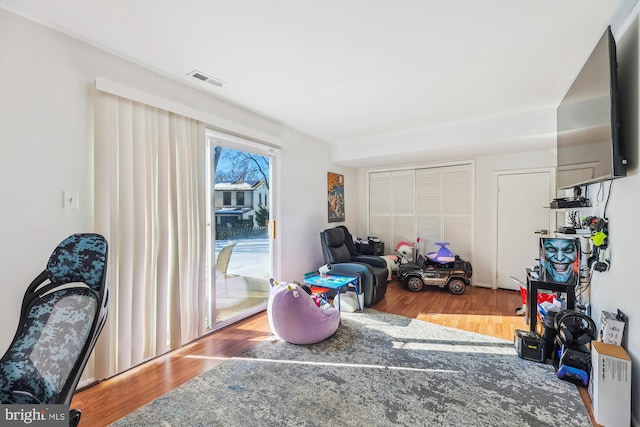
[327,172,345,222]
[539,237,581,284]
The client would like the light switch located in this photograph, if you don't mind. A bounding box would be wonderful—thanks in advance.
[64,191,79,209]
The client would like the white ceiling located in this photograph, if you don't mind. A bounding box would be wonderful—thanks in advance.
[0,0,637,152]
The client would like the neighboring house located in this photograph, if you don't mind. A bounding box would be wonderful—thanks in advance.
[214,180,268,228]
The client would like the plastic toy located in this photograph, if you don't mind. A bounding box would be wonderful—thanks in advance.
[427,242,456,263]
[267,279,340,344]
[556,364,589,386]
[397,242,472,294]
[395,241,415,264]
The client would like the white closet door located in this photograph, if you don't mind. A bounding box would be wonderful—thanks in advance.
[391,170,416,248]
[370,164,472,262]
[416,170,442,251]
[442,166,472,261]
[416,165,472,261]
[369,172,392,249]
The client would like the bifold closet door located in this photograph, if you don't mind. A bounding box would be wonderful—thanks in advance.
[390,170,416,248]
[416,165,472,261]
[369,165,472,261]
[368,170,416,253]
[369,172,392,251]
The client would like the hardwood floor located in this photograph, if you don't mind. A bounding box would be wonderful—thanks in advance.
[71,314,272,426]
[374,280,528,340]
[72,280,595,426]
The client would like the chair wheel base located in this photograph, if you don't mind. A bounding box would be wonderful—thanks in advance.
[69,408,81,427]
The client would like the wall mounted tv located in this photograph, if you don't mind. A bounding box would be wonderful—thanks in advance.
[556,26,626,190]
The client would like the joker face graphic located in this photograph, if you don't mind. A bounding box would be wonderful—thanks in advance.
[541,239,578,283]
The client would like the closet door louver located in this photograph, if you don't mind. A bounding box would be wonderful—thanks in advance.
[416,165,472,260]
[369,172,392,248]
[416,169,442,252]
[390,170,416,247]
[440,166,472,261]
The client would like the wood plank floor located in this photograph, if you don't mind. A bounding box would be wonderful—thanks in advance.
[71,280,596,426]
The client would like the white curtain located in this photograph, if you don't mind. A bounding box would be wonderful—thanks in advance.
[93,90,208,379]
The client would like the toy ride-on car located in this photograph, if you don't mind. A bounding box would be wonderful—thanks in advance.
[397,242,473,294]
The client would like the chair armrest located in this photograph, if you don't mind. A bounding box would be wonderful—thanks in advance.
[327,262,372,278]
[4,390,43,404]
[352,255,387,269]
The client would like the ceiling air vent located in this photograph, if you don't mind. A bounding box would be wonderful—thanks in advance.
[187,70,225,87]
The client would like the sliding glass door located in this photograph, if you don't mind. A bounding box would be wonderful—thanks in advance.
[206,130,276,327]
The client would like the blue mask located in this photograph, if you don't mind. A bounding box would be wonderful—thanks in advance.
[542,239,577,283]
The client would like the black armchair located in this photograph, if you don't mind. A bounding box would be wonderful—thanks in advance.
[320,226,388,307]
[0,233,109,427]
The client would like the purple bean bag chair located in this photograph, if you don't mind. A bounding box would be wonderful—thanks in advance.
[267,279,340,345]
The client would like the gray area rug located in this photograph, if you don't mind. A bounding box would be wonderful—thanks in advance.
[112,309,590,426]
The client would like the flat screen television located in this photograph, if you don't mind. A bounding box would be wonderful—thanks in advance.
[556,26,626,190]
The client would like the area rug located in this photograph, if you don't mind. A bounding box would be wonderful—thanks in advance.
[111,309,590,426]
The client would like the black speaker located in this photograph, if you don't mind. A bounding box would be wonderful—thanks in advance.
[514,329,546,363]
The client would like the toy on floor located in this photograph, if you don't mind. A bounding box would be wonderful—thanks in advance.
[397,242,472,294]
[511,276,555,316]
[426,242,456,264]
[267,279,340,345]
[379,241,416,280]
[395,241,415,264]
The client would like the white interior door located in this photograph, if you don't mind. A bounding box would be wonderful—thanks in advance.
[496,171,553,290]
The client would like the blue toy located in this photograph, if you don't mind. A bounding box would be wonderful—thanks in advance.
[557,362,589,386]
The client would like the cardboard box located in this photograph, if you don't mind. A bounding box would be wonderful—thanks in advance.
[589,341,631,427]
[599,310,625,345]
[332,291,363,312]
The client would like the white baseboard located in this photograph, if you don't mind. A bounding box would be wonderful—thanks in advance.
[473,282,492,289]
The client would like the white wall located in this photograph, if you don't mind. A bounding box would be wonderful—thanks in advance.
[273,126,359,280]
[336,107,556,169]
[0,9,354,351]
[589,10,640,425]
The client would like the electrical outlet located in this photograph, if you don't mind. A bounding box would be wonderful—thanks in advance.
[64,191,79,209]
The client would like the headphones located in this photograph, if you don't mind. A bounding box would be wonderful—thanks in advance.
[554,310,597,347]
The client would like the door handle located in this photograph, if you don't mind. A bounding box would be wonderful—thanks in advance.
[267,220,276,240]
[534,230,548,234]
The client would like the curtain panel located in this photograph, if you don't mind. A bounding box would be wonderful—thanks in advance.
[93,90,208,379]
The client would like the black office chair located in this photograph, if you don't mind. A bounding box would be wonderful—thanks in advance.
[320,226,388,307]
[0,233,109,427]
